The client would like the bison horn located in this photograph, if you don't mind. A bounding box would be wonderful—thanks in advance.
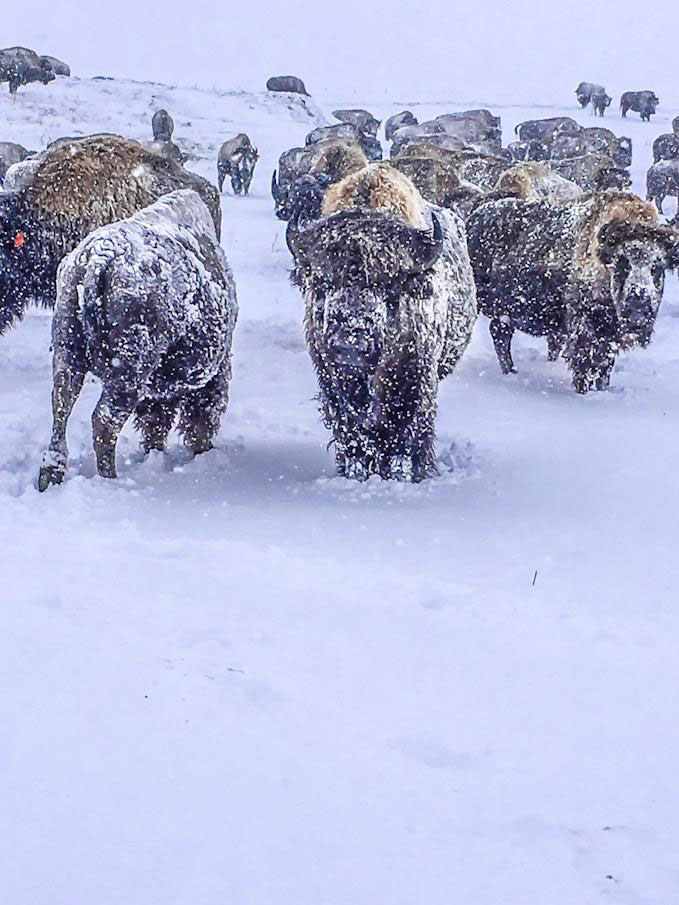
[271,170,283,202]
[408,214,444,275]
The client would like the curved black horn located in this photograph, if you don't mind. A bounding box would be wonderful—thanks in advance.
[408,213,444,275]
[271,170,283,202]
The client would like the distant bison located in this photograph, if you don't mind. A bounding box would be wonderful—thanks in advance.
[38,190,238,489]
[266,75,309,95]
[467,192,679,392]
[152,109,174,142]
[0,46,55,96]
[647,159,679,218]
[575,82,609,113]
[333,109,380,135]
[385,111,418,142]
[0,142,31,182]
[620,90,659,121]
[515,117,581,143]
[550,155,631,192]
[218,133,259,195]
[592,93,612,117]
[652,133,679,163]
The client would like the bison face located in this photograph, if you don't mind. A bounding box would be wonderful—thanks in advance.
[599,234,668,346]
[289,209,444,359]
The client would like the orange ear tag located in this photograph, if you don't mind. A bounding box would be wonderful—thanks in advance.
[13,231,26,249]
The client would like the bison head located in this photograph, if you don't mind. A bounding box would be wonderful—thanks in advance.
[597,220,679,346]
[289,208,444,363]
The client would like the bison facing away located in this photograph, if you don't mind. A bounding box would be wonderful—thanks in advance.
[38,190,238,490]
[467,193,679,393]
[288,164,477,481]
[217,133,259,195]
[0,135,221,336]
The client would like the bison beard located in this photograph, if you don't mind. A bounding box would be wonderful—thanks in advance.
[289,207,476,481]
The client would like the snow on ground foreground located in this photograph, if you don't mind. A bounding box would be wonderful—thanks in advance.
[1,77,678,905]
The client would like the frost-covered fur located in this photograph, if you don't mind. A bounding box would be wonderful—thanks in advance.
[322,162,427,228]
[467,192,679,393]
[311,142,368,181]
[289,199,477,481]
[550,155,632,192]
[217,133,259,195]
[0,135,221,336]
[39,190,238,489]
[495,162,582,201]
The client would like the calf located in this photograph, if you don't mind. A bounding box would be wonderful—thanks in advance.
[38,190,238,489]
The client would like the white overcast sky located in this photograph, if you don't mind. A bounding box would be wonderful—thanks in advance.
[4,1,675,105]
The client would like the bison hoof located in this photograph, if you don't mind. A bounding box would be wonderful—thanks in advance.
[38,465,65,492]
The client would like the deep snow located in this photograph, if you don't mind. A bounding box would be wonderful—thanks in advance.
[1,76,679,905]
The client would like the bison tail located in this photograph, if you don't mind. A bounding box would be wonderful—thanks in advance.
[80,256,115,371]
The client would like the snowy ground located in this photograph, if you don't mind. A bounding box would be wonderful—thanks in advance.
[1,77,679,905]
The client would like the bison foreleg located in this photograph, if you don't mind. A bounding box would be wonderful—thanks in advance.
[38,362,85,491]
[546,334,564,361]
[489,317,517,374]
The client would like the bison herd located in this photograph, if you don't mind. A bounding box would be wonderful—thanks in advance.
[0,68,678,485]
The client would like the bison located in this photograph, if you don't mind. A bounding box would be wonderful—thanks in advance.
[653,134,679,163]
[385,111,418,142]
[332,109,380,136]
[217,133,259,195]
[550,155,631,192]
[271,139,367,219]
[514,117,581,143]
[266,75,309,95]
[38,190,238,490]
[575,82,610,114]
[0,142,31,183]
[467,192,679,392]
[0,46,55,96]
[287,163,477,481]
[0,134,221,336]
[592,93,612,117]
[152,109,174,142]
[647,159,679,218]
[620,91,659,121]
[495,162,582,202]
[580,128,632,168]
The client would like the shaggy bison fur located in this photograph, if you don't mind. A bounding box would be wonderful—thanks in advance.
[39,190,238,489]
[288,165,477,481]
[0,134,221,336]
[467,192,679,393]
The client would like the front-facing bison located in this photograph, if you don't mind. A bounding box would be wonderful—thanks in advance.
[467,193,679,393]
[38,190,238,490]
[288,164,477,482]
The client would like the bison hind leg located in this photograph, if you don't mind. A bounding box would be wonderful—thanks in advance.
[135,397,178,453]
[547,334,564,362]
[177,363,231,456]
[489,317,517,374]
[92,388,137,479]
[39,364,86,492]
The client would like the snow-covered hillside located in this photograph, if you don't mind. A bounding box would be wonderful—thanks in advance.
[1,76,679,905]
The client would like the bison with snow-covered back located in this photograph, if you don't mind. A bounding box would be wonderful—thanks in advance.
[288,163,477,481]
[0,134,221,336]
[217,133,259,195]
[467,192,679,393]
[38,190,238,490]
[152,109,174,142]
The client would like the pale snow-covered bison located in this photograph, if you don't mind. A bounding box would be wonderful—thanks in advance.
[0,134,220,336]
[217,133,259,194]
[38,190,238,490]
[288,163,477,481]
[467,193,679,393]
